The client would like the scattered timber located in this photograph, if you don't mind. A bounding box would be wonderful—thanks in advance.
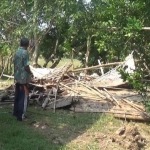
[1,54,150,121]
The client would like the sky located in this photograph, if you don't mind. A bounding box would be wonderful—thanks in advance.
[85,0,91,3]
[86,0,91,3]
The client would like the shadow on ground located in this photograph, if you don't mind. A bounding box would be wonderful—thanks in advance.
[0,103,149,150]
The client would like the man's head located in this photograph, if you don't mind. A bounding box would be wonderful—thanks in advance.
[20,37,29,49]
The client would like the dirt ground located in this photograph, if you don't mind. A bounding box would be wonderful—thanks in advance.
[63,122,150,150]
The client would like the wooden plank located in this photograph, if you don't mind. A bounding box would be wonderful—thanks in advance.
[48,96,73,108]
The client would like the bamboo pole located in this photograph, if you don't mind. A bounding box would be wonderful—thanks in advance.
[69,62,123,73]
[93,86,115,104]
[60,83,80,94]
[103,88,120,106]
[2,74,14,78]
[122,99,144,112]
[73,108,150,121]
[73,108,142,115]
[113,114,150,121]
[76,81,106,99]
[69,60,140,73]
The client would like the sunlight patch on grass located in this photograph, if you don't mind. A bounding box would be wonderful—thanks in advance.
[38,57,82,69]
[0,79,14,89]
[0,106,131,150]
[88,114,122,133]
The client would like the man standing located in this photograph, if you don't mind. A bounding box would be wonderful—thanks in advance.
[13,37,33,121]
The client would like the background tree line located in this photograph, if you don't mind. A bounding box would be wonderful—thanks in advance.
[0,0,150,76]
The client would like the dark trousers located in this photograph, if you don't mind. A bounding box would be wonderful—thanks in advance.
[13,83,29,121]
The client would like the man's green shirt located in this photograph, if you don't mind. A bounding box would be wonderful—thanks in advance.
[14,47,31,84]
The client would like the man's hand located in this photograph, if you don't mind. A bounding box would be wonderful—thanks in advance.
[25,66,34,77]
[25,65,32,74]
[30,72,34,79]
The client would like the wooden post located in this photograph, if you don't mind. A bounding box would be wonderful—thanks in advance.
[98,59,104,75]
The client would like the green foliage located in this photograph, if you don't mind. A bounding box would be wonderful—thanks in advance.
[145,101,150,112]
[119,69,147,96]
[118,67,150,112]
[1,0,150,83]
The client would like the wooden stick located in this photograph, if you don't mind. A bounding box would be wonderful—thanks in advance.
[92,86,132,90]
[53,83,59,113]
[29,83,47,88]
[92,89,113,110]
[69,60,140,73]
[42,98,50,109]
[98,59,104,75]
[60,83,80,94]
[78,94,107,99]
[73,108,150,121]
[113,114,150,121]
[69,62,124,73]
[103,88,120,106]
[93,87,115,103]
[76,81,106,99]
[72,108,142,115]
[2,74,14,79]
[122,99,144,112]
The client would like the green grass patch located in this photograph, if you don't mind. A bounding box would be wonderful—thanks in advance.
[0,105,123,150]
[0,107,59,150]
[0,78,14,89]
[38,57,82,69]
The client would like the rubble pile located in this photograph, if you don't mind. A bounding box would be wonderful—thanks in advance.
[1,53,150,121]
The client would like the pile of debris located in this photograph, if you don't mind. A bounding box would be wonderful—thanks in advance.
[1,53,150,121]
[111,125,147,150]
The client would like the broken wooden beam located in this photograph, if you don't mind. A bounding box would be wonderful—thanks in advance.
[69,60,140,73]
[69,62,123,73]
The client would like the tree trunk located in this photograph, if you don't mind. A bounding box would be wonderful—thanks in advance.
[85,35,91,74]
[43,54,54,67]
[1,56,4,70]
[71,48,74,70]
[43,39,59,68]
[50,57,61,68]
[33,37,39,65]
[9,55,13,72]
[32,0,39,65]
[6,56,9,72]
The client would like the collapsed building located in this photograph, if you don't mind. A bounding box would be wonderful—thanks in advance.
[1,52,150,121]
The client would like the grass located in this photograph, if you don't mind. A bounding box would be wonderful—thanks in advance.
[0,78,14,90]
[38,57,82,69]
[0,105,125,150]
[1,102,150,149]
[0,108,59,150]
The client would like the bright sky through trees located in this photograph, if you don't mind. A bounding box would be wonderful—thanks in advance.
[86,0,91,3]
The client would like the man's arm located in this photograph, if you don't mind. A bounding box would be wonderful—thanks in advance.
[23,51,33,76]
[25,65,33,75]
